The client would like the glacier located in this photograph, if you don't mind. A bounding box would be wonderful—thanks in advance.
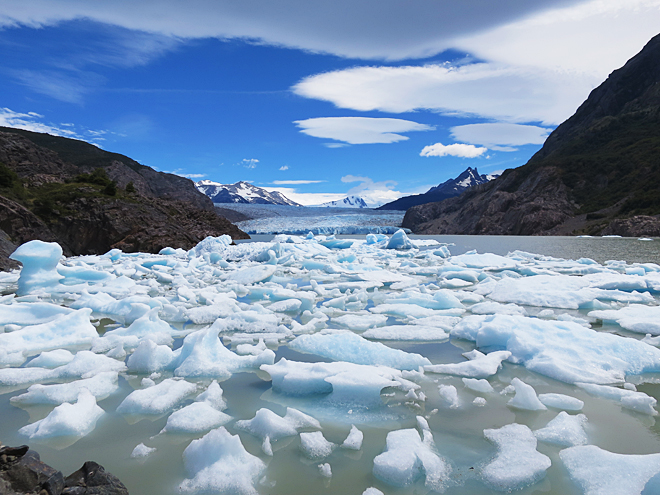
[1,235,660,494]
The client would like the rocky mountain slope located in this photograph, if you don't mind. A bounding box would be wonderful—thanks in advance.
[0,129,248,270]
[196,180,300,206]
[403,33,660,236]
[379,167,497,211]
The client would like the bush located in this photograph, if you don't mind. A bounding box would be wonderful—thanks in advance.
[103,181,117,196]
[125,181,135,194]
[0,163,17,188]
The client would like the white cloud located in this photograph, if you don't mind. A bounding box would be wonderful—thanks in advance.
[181,173,206,178]
[0,107,109,144]
[0,0,585,61]
[450,123,553,151]
[242,158,259,169]
[293,63,595,126]
[420,143,487,158]
[262,187,347,206]
[279,165,289,171]
[294,117,434,145]
[272,180,326,185]
[341,175,402,206]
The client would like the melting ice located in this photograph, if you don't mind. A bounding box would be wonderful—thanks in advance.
[1,234,660,494]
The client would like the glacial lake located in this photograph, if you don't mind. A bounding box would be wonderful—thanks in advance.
[1,233,660,495]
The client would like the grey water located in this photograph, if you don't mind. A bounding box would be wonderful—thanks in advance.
[2,232,660,495]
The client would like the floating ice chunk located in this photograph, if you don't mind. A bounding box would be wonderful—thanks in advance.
[534,411,588,447]
[560,445,660,495]
[318,463,332,478]
[104,308,174,344]
[424,350,511,378]
[235,339,268,356]
[473,397,487,406]
[380,289,464,310]
[300,431,335,459]
[0,350,126,387]
[10,240,64,295]
[19,389,104,441]
[538,393,584,411]
[0,308,97,364]
[173,327,276,378]
[369,304,440,319]
[577,382,658,415]
[386,230,413,250]
[225,265,277,284]
[11,371,119,405]
[27,349,74,369]
[362,489,384,495]
[438,384,460,408]
[462,378,495,394]
[0,302,73,326]
[470,301,527,316]
[332,314,388,330]
[261,359,404,408]
[116,378,197,416]
[642,333,660,347]
[235,407,320,454]
[58,263,113,285]
[373,420,450,491]
[161,401,231,434]
[195,380,226,410]
[267,298,302,313]
[186,298,240,324]
[362,324,449,341]
[126,339,175,373]
[289,333,430,370]
[341,425,363,450]
[366,233,388,245]
[189,235,233,257]
[179,427,266,495]
[588,304,660,335]
[69,291,157,324]
[451,252,518,270]
[481,423,551,491]
[131,443,156,458]
[451,314,660,384]
[507,378,547,411]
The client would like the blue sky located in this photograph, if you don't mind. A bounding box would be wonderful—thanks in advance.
[1,1,659,205]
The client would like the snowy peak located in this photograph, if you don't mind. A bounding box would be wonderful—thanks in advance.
[196,180,300,206]
[427,167,496,196]
[314,196,369,208]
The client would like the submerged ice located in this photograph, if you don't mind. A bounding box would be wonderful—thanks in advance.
[2,234,660,494]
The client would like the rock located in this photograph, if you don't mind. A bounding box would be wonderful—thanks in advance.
[0,445,65,495]
[601,215,660,237]
[0,446,128,495]
[63,462,128,495]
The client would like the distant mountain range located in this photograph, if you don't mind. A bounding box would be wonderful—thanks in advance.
[378,167,498,211]
[313,196,368,208]
[402,32,660,237]
[196,180,301,206]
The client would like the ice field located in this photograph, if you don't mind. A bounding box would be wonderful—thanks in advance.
[2,232,660,494]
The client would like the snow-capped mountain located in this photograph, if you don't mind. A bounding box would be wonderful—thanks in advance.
[378,167,499,211]
[313,196,369,208]
[196,180,300,206]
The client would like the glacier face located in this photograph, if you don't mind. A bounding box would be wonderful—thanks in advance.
[1,235,660,494]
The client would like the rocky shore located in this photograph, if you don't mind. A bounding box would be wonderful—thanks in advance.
[0,444,128,495]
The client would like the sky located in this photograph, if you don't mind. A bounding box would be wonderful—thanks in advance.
[1,1,659,206]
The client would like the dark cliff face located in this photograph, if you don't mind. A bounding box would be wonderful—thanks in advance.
[0,130,248,270]
[404,32,660,236]
[0,127,214,211]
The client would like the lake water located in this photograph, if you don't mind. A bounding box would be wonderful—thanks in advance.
[1,233,660,495]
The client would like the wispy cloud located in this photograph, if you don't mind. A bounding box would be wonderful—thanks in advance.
[294,117,434,145]
[341,175,402,206]
[9,69,104,104]
[420,142,487,158]
[241,158,259,169]
[279,165,289,171]
[0,107,108,144]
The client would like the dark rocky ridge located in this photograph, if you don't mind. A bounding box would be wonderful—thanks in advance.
[0,129,248,270]
[403,32,660,237]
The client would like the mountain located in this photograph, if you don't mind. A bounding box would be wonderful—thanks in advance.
[196,180,301,206]
[314,196,369,208]
[0,128,248,270]
[403,32,660,237]
[379,167,497,211]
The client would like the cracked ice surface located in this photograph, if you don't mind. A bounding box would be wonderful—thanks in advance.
[1,235,660,494]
